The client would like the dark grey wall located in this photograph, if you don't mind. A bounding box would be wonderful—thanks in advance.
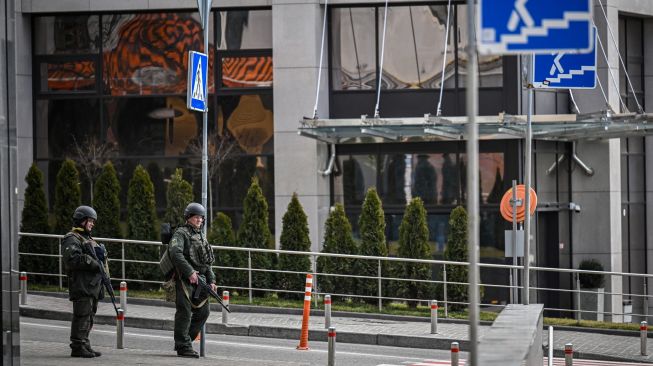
[1,0,20,364]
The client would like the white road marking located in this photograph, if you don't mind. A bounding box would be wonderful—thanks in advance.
[21,321,425,361]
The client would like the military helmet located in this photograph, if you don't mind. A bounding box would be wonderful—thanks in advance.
[72,205,97,224]
[184,202,206,219]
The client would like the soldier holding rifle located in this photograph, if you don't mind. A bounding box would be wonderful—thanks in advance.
[167,202,217,358]
[61,205,113,358]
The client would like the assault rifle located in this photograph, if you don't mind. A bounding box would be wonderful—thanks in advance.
[193,274,231,313]
[85,241,120,316]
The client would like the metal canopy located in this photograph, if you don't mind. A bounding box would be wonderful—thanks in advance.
[297,111,653,144]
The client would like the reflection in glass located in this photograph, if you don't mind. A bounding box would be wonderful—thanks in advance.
[220,94,274,155]
[457,8,503,88]
[459,153,505,204]
[380,154,407,205]
[440,153,459,204]
[337,155,377,205]
[35,99,101,160]
[412,154,438,204]
[101,13,214,95]
[217,10,272,50]
[34,16,100,55]
[331,8,377,90]
[221,56,273,88]
[378,6,455,89]
[41,60,96,92]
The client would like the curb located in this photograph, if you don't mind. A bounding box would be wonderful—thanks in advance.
[19,306,467,351]
[20,305,651,363]
[28,291,491,325]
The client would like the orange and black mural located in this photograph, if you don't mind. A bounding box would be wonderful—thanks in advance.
[45,13,273,95]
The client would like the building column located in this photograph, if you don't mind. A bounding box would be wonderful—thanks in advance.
[272,1,330,252]
[644,18,653,319]
[571,1,623,322]
[1,0,23,364]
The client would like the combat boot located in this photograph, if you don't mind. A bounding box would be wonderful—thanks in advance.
[71,347,95,358]
[85,345,102,357]
[177,347,199,358]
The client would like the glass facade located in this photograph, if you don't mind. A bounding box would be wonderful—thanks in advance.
[333,141,517,303]
[33,10,274,227]
[331,5,502,91]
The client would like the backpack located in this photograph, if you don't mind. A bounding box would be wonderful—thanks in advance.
[159,223,177,277]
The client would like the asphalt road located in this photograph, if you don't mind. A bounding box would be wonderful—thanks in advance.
[20,317,463,366]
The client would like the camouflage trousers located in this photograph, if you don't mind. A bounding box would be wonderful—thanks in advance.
[70,297,98,350]
[173,279,209,351]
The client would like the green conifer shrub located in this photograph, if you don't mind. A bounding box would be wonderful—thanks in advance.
[92,162,121,239]
[317,203,358,298]
[237,177,275,296]
[164,168,194,227]
[208,212,244,290]
[355,188,388,304]
[19,164,54,281]
[126,165,159,288]
[444,206,470,311]
[53,159,81,234]
[278,194,312,299]
[395,197,432,307]
[92,162,122,277]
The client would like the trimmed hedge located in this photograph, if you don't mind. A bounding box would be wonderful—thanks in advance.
[278,193,312,299]
[317,203,358,298]
[53,159,81,234]
[126,165,159,288]
[19,164,55,282]
[355,188,388,303]
[237,178,275,295]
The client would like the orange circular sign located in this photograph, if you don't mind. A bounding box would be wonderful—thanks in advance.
[500,185,537,223]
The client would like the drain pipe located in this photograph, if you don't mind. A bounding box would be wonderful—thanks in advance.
[546,142,594,176]
[319,144,336,176]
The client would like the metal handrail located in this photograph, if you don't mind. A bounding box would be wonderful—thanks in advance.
[18,232,653,322]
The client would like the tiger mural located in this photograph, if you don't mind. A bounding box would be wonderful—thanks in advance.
[221,56,272,88]
[46,13,272,94]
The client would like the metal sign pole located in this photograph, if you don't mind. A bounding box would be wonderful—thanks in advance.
[197,0,212,357]
[511,180,518,303]
[523,54,534,306]
[465,0,479,364]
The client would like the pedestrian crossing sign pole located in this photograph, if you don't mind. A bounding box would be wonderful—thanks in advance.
[187,50,208,112]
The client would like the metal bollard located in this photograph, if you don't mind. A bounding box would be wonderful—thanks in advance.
[547,326,553,366]
[327,326,336,366]
[119,281,127,313]
[116,309,125,349]
[450,342,459,366]
[564,343,573,366]
[325,295,332,329]
[222,291,230,324]
[19,272,27,305]
[641,321,648,356]
[430,300,438,334]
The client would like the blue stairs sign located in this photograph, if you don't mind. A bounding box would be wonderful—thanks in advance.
[478,0,593,54]
[532,27,597,89]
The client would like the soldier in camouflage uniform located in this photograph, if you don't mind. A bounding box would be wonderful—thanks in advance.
[61,205,109,358]
[168,202,217,358]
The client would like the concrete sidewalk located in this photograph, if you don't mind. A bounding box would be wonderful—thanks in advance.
[19,293,653,363]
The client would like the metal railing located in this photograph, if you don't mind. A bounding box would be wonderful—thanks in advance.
[18,232,652,322]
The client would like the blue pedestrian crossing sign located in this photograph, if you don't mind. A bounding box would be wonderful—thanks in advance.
[478,0,593,55]
[187,51,208,112]
[532,27,597,89]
